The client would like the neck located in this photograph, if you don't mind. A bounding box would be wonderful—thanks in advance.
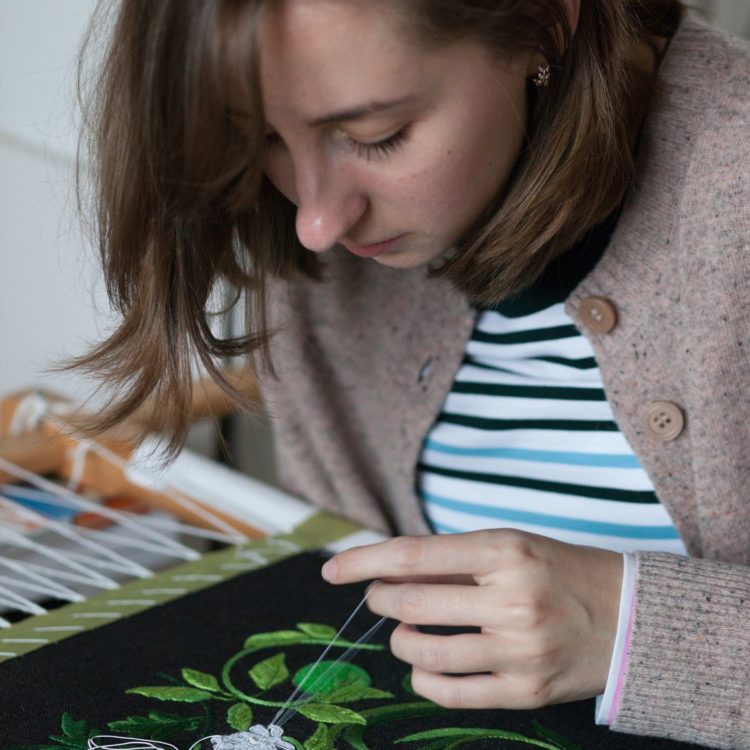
[632,35,670,74]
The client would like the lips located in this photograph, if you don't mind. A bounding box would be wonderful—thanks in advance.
[343,234,404,258]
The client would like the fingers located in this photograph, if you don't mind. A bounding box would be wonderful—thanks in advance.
[410,668,553,711]
[390,623,548,709]
[321,531,519,583]
[366,582,498,627]
[390,623,493,674]
[318,531,619,711]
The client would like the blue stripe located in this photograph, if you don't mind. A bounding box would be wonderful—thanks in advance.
[0,489,78,521]
[422,491,681,539]
[424,439,642,469]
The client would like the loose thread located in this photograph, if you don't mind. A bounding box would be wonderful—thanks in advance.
[272,582,387,728]
[274,615,387,728]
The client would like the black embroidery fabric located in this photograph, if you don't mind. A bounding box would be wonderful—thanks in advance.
[1,551,702,750]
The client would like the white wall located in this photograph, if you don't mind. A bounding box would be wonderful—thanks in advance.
[0,1,108,399]
[700,0,750,35]
[0,1,223,455]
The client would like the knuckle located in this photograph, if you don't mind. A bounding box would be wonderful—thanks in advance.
[390,536,424,571]
[486,530,539,570]
[419,642,447,673]
[512,593,550,630]
[413,672,466,709]
[440,681,469,709]
[397,585,426,620]
[506,537,539,567]
[392,627,450,673]
[523,632,559,665]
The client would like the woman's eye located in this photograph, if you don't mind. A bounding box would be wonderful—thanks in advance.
[264,127,409,159]
[349,127,409,160]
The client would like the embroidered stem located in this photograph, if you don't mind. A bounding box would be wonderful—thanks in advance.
[220,629,382,706]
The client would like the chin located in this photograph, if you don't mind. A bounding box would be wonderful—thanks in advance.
[372,246,446,270]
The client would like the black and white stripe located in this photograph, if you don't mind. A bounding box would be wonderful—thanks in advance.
[417,303,686,554]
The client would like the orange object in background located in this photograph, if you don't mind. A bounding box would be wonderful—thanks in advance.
[72,494,151,530]
[0,372,266,539]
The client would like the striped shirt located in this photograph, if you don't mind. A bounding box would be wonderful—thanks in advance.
[417,217,687,555]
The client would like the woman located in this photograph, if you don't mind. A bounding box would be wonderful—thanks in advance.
[78,1,750,746]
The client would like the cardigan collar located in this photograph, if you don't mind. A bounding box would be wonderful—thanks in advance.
[565,16,727,333]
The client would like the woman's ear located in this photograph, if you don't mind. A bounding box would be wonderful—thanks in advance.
[527,0,581,76]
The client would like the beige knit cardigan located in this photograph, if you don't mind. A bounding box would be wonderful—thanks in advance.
[262,17,750,748]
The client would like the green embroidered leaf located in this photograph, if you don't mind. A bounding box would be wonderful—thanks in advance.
[318,685,393,704]
[126,686,214,702]
[303,723,338,750]
[181,668,221,693]
[249,653,289,690]
[393,728,562,749]
[227,703,254,731]
[532,721,584,750]
[60,714,88,742]
[298,703,367,726]
[401,672,415,695]
[108,711,203,741]
[48,714,100,750]
[297,623,338,639]
[293,661,371,696]
[357,701,441,725]
[244,630,311,649]
[341,724,370,750]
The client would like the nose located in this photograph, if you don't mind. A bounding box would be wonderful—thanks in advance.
[293,164,368,253]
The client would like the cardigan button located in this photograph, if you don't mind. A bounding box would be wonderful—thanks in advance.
[579,296,618,333]
[645,401,685,441]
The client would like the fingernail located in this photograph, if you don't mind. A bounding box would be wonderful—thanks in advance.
[321,558,337,582]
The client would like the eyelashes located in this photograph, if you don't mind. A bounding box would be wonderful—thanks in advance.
[350,127,409,160]
[264,127,410,161]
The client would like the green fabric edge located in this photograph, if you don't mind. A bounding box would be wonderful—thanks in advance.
[0,511,362,665]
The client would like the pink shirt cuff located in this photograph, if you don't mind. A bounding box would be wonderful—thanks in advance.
[595,552,636,725]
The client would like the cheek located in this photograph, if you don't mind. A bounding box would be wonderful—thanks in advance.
[398,134,518,234]
[388,68,528,235]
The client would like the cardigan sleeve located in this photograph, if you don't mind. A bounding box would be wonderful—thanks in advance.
[610,38,750,747]
[612,554,750,748]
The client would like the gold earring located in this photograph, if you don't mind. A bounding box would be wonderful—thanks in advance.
[532,63,551,88]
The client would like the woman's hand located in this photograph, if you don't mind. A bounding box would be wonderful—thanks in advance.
[321,529,623,710]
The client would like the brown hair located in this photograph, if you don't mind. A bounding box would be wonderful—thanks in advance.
[74,0,683,451]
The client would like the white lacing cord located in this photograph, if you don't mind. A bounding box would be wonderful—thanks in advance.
[87,736,219,750]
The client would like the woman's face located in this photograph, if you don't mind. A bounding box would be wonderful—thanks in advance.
[259,0,535,269]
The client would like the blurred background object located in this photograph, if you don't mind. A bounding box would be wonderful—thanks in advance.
[697,0,750,33]
[1,0,748,488]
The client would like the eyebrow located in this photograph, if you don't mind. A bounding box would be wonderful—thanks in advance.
[306,94,420,128]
